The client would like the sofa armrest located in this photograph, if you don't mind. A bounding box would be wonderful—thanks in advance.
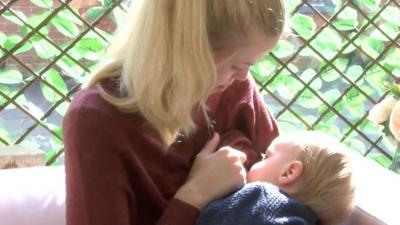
[340,152,400,225]
[0,166,66,225]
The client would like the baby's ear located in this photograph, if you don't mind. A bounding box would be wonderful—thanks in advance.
[278,161,303,186]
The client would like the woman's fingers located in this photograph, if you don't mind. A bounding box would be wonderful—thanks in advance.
[197,132,220,156]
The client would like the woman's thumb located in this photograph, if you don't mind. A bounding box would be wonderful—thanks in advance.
[198,133,220,156]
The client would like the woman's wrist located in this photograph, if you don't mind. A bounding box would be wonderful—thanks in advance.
[174,183,209,210]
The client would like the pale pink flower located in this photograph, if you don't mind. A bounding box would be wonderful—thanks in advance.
[390,100,400,141]
[368,97,398,125]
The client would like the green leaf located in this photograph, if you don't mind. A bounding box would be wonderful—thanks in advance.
[51,15,80,38]
[55,101,70,116]
[44,149,60,165]
[3,35,32,54]
[359,35,384,59]
[21,12,51,36]
[298,89,322,109]
[370,154,392,168]
[251,56,278,83]
[318,106,338,124]
[0,70,24,84]
[381,6,400,26]
[30,0,53,8]
[354,0,379,12]
[75,38,105,60]
[32,39,59,59]
[364,65,388,93]
[87,7,107,22]
[2,10,27,26]
[333,19,358,31]
[55,57,86,82]
[321,67,340,82]
[46,123,63,138]
[41,69,68,103]
[381,48,400,71]
[344,88,365,107]
[276,75,303,100]
[322,89,341,104]
[3,35,21,50]
[347,103,365,118]
[333,7,359,31]
[342,43,356,54]
[57,9,83,26]
[271,40,295,58]
[334,58,350,72]
[14,94,28,110]
[101,0,114,8]
[314,123,341,137]
[311,28,342,59]
[291,14,316,40]
[300,69,317,83]
[346,65,363,82]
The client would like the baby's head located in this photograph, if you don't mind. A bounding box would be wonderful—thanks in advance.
[248,131,355,225]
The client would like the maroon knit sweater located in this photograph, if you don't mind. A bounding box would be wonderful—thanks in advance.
[63,77,279,225]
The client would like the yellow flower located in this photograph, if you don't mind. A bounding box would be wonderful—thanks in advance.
[368,97,398,125]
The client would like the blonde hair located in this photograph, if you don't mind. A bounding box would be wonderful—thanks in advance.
[84,0,285,146]
[282,131,355,225]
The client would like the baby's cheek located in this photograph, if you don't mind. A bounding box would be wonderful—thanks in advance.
[247,161,266,182]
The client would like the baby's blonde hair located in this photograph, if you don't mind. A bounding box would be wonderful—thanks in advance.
[85,0,285,146]
[282,131,355,225]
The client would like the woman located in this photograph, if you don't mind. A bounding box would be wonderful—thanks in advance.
[64,1,286,225]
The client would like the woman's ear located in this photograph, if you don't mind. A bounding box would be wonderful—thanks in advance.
[277,161,303,186]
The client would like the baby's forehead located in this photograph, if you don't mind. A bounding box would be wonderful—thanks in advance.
[269,136,301,152]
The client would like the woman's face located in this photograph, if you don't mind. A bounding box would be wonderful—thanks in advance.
[212,27,280,93]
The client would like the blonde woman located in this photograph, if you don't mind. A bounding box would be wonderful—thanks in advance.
[197,131,355,225]
[63,0,285,225]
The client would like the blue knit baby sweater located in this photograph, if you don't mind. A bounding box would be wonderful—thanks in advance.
[196,182,316,225]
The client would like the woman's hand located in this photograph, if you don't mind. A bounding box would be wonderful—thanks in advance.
[174,133,247,210]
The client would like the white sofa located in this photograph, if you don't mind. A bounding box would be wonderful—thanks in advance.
[0,154,398,225]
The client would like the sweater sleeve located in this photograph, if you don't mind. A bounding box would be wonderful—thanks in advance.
[216,77,279,168]
[64,103,200,225]
[64,106,132,225]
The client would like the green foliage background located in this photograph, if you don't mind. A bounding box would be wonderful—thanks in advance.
[0,0,399,172]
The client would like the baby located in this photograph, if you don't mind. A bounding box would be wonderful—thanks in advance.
[197,131,355,225]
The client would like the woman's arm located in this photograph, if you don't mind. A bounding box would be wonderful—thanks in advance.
[64,99,211,225]
[64,106,133,225]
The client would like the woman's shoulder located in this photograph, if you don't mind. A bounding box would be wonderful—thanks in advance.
[68,86,113,114]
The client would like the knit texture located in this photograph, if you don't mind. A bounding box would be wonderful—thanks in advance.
[196,182,316,225]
